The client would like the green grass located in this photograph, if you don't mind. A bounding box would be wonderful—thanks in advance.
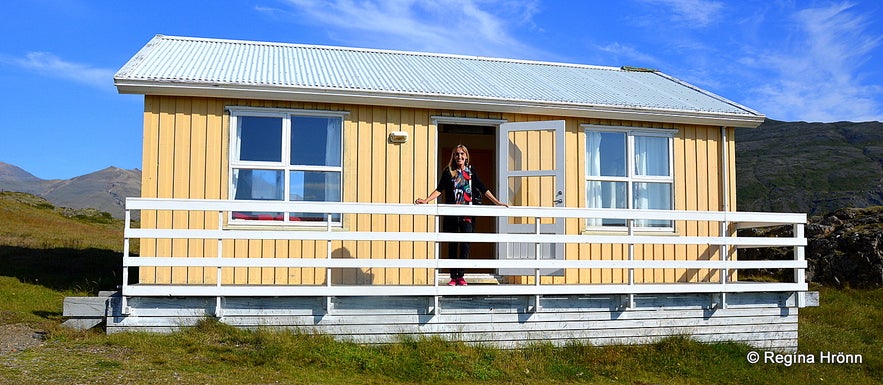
[0,192,126,294]
[0,192,126,252]
[1,288,880,385]
[0,192,880,384]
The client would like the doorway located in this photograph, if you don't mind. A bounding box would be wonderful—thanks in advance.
[437,123,497,274]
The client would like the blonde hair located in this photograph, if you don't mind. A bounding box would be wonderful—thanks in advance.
[447,144,470,177]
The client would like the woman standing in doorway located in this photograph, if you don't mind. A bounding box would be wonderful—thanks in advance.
[415,144,508,286]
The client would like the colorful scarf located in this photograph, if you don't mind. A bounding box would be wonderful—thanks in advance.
[452,167,474,205]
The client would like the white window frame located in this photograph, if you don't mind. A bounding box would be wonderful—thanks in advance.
[583,125,677,232]
[227,106,348,227]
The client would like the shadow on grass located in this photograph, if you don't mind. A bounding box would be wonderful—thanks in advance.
[0,246,131,294]
[33,310,62,319]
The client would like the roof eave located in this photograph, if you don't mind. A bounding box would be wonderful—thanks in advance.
[115,80,766,128]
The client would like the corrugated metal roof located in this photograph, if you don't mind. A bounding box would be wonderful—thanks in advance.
[115,35,764,126]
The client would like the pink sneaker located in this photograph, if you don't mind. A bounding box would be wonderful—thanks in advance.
[457,278,468,286]
[447,279,458,286]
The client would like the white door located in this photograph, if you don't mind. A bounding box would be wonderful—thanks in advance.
[496,120,566,276]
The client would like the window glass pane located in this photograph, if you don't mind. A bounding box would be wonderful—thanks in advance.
[634,136,669,176]
[232,168,284,221]
[633,182,672,227]
[289,171,341,202]
[586,181,627,209]
[238,117,282,162]
[586,131,626,177]
[586,180,627,227]
[290,116,342,167]
[289,171,341,222]
[633,182,671,210]
[232,169,284,200]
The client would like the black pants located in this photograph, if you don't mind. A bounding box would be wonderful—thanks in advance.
[443,216,473,279]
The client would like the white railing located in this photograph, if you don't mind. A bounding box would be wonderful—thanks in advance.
[121,198,808,313]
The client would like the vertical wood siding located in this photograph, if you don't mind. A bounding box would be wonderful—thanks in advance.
[138,96,737,285]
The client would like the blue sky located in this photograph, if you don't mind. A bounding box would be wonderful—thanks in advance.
[1,0,881,180]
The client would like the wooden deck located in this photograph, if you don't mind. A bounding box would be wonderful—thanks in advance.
[105,291,811,351]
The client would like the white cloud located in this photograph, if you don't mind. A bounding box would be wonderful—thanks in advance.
[635,0,724,28]
[596,42,660,67]
[6,52,116,91]
[273,0,542,58]
[747,2,883,122]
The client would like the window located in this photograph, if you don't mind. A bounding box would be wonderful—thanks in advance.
[228,107,346,225]
[585,126,675,229]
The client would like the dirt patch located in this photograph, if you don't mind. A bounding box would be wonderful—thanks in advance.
[0,324,46,354]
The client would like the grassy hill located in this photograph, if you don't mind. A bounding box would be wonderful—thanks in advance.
[0,191,126,294]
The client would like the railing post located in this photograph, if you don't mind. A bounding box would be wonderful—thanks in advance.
[533,217,541,312]
[794,223,806,307]
[718,219,729,309]
[625,219,635,309]
[326,214,333,287]
[121,209,131,314]
[325,213,334,314]
[433,214,440,315]
[215,211,224,317]
[534,218,541,286]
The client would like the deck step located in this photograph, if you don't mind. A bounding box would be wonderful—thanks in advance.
[62,291,118,330]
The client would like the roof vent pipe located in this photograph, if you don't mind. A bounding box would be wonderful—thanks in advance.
[620,66,657,72]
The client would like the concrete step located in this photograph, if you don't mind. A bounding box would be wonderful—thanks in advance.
[61,292,118,330]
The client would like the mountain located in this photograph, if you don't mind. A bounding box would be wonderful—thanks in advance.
[0,162,141,219]
[736,120,883,217]
[0,163,57,195]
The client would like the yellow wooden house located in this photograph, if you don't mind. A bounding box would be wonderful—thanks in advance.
[105,35,811,349]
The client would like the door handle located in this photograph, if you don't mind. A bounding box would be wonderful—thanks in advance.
[553,191,564,205]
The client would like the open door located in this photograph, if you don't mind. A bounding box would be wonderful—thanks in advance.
[497,120,566,276]
[437,123,497,275]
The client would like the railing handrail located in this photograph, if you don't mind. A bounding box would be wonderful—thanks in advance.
[125,198,807,225]
[123,256,807,269]
[124,228,806,246]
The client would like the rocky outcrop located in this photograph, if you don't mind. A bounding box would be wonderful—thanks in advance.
[805,207,883,288]
[739,206,883,288]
